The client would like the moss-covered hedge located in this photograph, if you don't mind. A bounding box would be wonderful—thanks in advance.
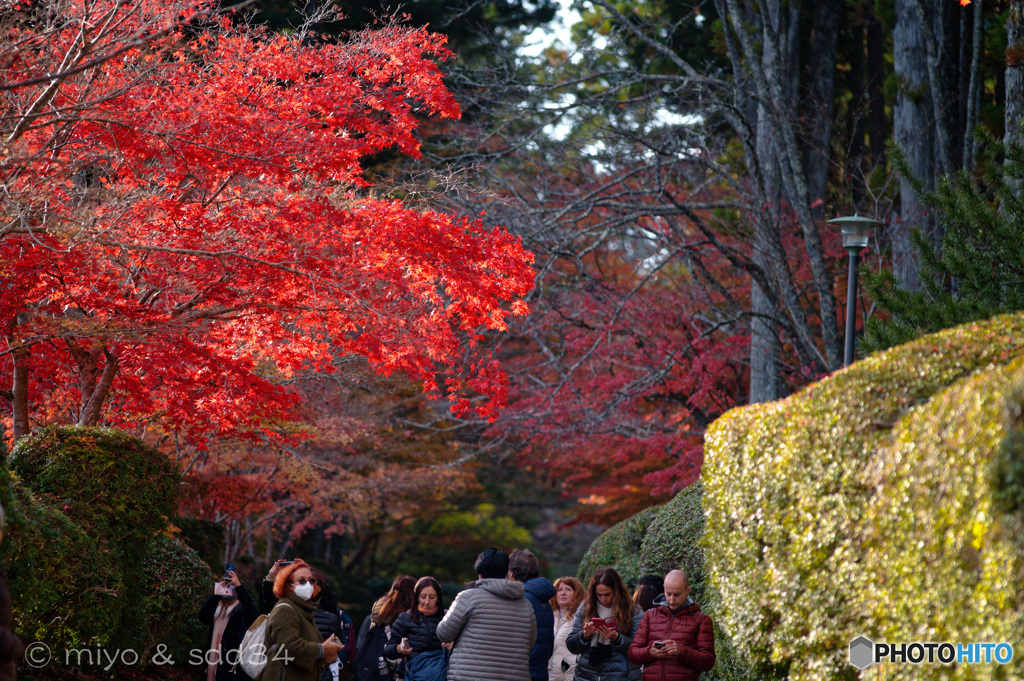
[0,427,210,674]
[0,468,123,648]
[704,313,1024,681]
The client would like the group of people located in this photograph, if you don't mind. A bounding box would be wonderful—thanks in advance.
[199,548,716,681]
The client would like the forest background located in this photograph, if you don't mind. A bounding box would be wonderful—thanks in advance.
[2,0,1023,631]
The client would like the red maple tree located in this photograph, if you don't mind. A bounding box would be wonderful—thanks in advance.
[0,0,534,445]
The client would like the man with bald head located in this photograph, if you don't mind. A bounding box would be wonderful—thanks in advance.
[627,570,715,680]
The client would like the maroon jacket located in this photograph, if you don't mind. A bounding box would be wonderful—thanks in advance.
[627,598,715,681]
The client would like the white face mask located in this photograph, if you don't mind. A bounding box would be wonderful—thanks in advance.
[293,582,315,601]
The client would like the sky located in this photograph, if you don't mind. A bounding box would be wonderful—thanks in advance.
[521,0,581,58]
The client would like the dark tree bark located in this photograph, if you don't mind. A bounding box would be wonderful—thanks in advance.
[1006,1,1024,153]
[866,15,888,168]
[805,0,841,221]
[892,0,933,291]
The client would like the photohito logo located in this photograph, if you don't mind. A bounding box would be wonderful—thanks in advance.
[849,636,1014,670]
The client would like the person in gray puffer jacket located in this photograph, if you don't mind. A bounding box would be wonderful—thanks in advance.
[437,548,537,681]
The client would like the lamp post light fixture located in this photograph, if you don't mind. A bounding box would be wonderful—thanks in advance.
[828,214,883,367]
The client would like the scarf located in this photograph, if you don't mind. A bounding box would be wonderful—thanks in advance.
[207,600,239,681]
[594,603,614,646]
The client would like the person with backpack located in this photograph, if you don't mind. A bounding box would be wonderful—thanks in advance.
[383,576,447,681]
[263,560,346,681]
[352,575,415,681]
[262,563,355,681]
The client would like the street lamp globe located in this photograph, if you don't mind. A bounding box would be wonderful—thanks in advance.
[829,214,880,250]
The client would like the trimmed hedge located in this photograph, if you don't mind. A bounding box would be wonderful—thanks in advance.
[0,468,123,648]
[9,426,178,540]
[704,313,1024,681]
[140,534,211,663]
[1,427,211,673]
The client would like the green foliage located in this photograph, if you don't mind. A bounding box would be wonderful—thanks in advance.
[140,534,210,662]
[577,485,755,681]
[10,427,182,653]
[1,427,209,673]
[864,138,1024,352]
[576,505,659,582]
[9,426,179,540]
[396,503,533,582]
[703,313,1024,681]
[0,467,124,649]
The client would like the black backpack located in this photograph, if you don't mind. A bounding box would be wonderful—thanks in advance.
[352,623,390,681]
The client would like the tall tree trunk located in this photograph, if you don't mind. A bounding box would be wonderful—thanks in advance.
[66,338,119,427]
[962,0,983,169]
[805,0,840,221]
[866,16,888,168]
[11,349,29,442]
[750,107,783,404]
[1006,2,1024,153]
[892,0,933,291]
[8,312,31,442]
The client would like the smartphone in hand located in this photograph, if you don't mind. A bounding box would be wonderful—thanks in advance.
[591,617,618,631]
[653,641,666,649]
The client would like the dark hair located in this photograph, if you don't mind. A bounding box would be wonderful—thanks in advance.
[632,573,663,611]
[508,549,540,582]
[410,576,443,623]
[312,569,337,612]
[378,575,416,626]
[637,574,664,591]
[583,567,634,635]
[474,548,509,579]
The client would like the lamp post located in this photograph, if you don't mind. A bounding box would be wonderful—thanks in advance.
[828,214,882,367]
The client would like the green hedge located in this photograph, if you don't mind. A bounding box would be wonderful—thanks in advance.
[9,426,178,540]
[140,534,211,663]
[703,313,1024,681]
[577,505,659,582]
[1,427,211,674]
[0,468,123,649]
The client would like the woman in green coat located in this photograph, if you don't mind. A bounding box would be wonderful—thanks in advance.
[263,560,345,681]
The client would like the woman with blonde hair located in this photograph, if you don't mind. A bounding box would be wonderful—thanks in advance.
[565,567,642,681]
[547,576,584,681]
[263,560,345,681]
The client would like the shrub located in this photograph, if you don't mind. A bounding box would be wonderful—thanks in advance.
[576,505,659,582]
[9,427,178,541]
[140,534,211,663]
[0,467,124,649]
[703,313,1024,681]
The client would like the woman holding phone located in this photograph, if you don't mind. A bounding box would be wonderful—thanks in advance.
[383,577,446,681]
[565,567,642,681]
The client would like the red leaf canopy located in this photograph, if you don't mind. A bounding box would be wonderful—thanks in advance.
[1,0,534,443]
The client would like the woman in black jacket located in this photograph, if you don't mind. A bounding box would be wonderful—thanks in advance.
[198,570,258,681]
[566,567,642,681]
[384,576,446,681]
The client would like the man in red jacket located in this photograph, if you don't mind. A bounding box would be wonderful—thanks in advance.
[627,570,715,681]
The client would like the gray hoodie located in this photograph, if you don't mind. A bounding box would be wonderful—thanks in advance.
[437,578,537,681]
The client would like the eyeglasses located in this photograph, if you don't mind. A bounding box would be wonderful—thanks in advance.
[291,578,317,586]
